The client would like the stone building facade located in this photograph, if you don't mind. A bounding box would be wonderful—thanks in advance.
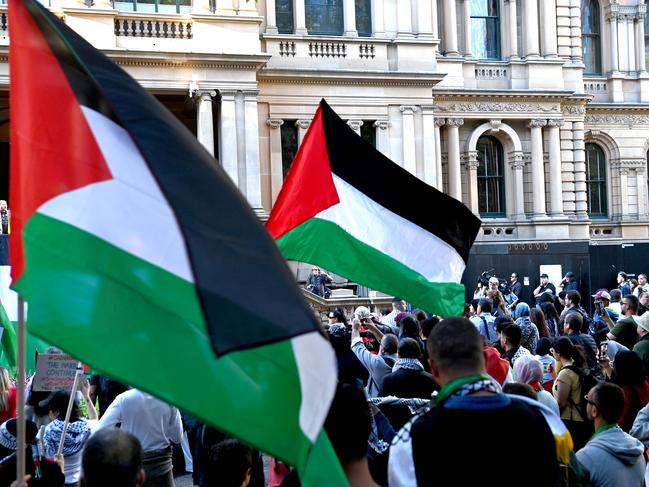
[0,0,648,301]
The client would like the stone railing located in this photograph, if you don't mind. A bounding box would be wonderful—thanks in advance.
[301,289,393,325]
[114,15,193,39]
[590,223,620,238]
[480,224,517,239]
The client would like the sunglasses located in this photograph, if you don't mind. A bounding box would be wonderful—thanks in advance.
[583,395,598,407]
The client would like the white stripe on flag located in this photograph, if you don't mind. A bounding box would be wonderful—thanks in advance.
[316,175,466,283]
[37,107,194,282]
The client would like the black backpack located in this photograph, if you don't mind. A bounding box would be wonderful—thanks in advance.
[562,365,602,421]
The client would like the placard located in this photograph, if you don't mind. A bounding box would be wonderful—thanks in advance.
[33,353,79,392]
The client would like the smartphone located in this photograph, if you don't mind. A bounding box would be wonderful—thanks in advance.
[599,342,609,361]
[595,301,604,314]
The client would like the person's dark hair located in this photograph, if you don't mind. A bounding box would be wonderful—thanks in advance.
[612,351,646,388]
[463,303,472,318]
[619,271,628,280]
[398,337,421,359]
[477,298,493,314]
[623,295,639,313]
[511,272,519,279]
[82,428,143,487]
[412,309,427,323]
[329,307,348,326]
[536,337,553,356]
[502,382,537,400]
[399,316,421,339]
[381,334,398,355]
[592,382,626,425]
[564,312,583,333]
[554,337,586,368]
[566,290,581,306]
[529,307,549,338]
[558,290,567,301]
[324,384,371,466]
[494,316,514,333]
[502,324,522,348]
[203,439,252,487]
[420,316,440,339]
[42,391,80,422]
[427,317,484,373]
[470,299,480,313]
[540,302,560,323]
[610,289,622,303]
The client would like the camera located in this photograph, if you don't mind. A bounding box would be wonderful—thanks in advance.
[595,301,604,315]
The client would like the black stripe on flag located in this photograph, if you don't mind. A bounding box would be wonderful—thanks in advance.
[23,0,322,356]
[319,99,481,264]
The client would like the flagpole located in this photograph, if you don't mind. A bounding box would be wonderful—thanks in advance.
[16,295,26,483]
[56,362,83,458]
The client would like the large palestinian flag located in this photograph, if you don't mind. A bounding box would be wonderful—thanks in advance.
[267,100,481,317]
[9,1,343,484]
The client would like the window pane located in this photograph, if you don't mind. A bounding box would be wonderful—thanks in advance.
[276,0,294,34]
[581,0,599,34]
[585,143,607,217]
[470,1,500,59]
[360,122,376,148]
[583,35,601,74]
[306,0,344,36]
[356,0,372,37]
[476,136,505,217]
[281,121,298,179]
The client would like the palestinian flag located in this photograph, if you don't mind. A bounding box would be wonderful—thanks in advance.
[267,100,481,317]
[9,1,343,484]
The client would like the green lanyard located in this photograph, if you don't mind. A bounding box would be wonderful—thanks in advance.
[433,374,491,406]
[590,423,617,440]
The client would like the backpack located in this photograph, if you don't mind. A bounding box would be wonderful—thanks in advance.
[562,365,602,421]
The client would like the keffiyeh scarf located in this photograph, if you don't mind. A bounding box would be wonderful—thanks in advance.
[392,358,424,372]
[43,419,91,457]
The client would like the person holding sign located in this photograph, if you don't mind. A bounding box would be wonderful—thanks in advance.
[41,378,98,487]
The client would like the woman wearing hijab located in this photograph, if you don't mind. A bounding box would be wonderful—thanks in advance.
[514,303,539,354]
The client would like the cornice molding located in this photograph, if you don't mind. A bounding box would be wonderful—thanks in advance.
[434,102,560,113]
[585,114,649,125]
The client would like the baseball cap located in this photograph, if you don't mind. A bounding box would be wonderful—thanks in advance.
[540,273,549,278]
[634,313,649,333]
[592,290,611,300]
[565,272,575,278]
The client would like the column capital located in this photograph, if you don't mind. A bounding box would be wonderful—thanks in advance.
[464,151,480,169]
[373,120,390,130]
[266,119,284,129]
[399,105,419,114]
[547,119,565,128]
[528,119,547,128]
[636,166,647,175]
[508,151,526,169]
[435,118,446,127]
[347,120,364,131]
[295,120,311,129]
[446,118,464,127]
[193,89,217,101]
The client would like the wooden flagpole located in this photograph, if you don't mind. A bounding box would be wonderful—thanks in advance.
[56,362,83,457]
[15,296,26,483]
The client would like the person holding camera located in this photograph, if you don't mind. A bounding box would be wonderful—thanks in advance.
[533,274,556,306]
[592,291,619,344]
[603,295,640,351]
[305,266,332,298]
[559,272,578,292]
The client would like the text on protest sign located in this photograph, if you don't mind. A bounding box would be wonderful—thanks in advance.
[33,354,79,392]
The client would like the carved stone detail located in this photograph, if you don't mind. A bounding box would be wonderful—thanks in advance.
[445,118,465,127]
[489,119,502,131]
[464,151,480,169]
[399,105,419,113]
[563,105,586,115]
[508,152,526,169]
[295,120,311,129]
[527,119,548,128]
[266,119,284,129]
[434,118,447,127]
[547,119,565,128]
[373,121,390,130]
[346,120,364,131]
[434,102,559,113]
[585,114,649,126]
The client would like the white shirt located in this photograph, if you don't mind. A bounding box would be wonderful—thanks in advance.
[94,389,183,452]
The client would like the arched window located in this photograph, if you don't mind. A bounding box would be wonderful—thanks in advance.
[470,0,500,59]
[585,143,607,217]
[305,0,344,36]
[476,135,505,217]
[581,0,601,75]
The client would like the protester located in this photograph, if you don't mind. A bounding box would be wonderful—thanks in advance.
[513,303,539,353]
[327,308,348,327]
[469,298,496,342]
[602,351,649,432]
[0,367,16,424]
[81,428,145,487]
[200,439,253,487]
[577,383,645,486]
[552,337,593,450]
[633,313,649,378]
[380,298,407,333]
[541,301,561,338]
[529,307,550,339]
[0,418,64,487]
[483,343,511,386]
[639,291,649,316]
[535,337,556,393]
[509,272,523,306]
[605,294,640,350]
[485,290,508,319]
[618,272,632,298]
[563,312,601,374]
[502,382,537,400]
[634,274,648,297]
[350,317,397,398]
[88,375,128,419]
[305,266,332,298]
[592,290,618,343]
[40,381,98,487]
[500,323,531,366]
[388,317,559,486]
[609,289,623,316]
[95,389,183,487]
[513,355,560,415]
[328,324,369,389]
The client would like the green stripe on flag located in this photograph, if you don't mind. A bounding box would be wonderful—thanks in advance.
[16,213,346,485]
[277,217,465,317]
[0,303,16,375]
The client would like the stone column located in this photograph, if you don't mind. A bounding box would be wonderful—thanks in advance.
[510,152,526,219]
[294,0,308,35]
[560,120,576,214]
[570,0,582,63]
[540,0,558,58]
[347,120,363,135]
[572,120,588,218]
[371,0,385,37]
[524,0,540,58]
[397,0,413,37]
[618,165,630,219]
[343,0,358,36]
[443,0,459,56]
[547,119,564,216]
[417,0,434,38]
[265,0,278,33]
[219,91,239,187]
[267,119,284,205]
[465,151,480,215]
[374,121,390,157]
[637,12,647,72]
[463,0,472,58]
[608,12,619,72]
[431,0,439,39]
[446,118,464,201]
[528,119,547,217]
[296,120,310,146]
[627,15,636,72]
[637,167,648,217]
[421,108,437,187]
[434,118,445,191]
[243,93,263,212]
[195,90,217,157]
[507,0,519,59]
[401,106,418,175]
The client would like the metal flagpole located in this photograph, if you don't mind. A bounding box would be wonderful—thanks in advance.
[56,362,83,458]
[16,295,26,483]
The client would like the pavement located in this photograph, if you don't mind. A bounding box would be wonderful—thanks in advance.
[174,474,194,487]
